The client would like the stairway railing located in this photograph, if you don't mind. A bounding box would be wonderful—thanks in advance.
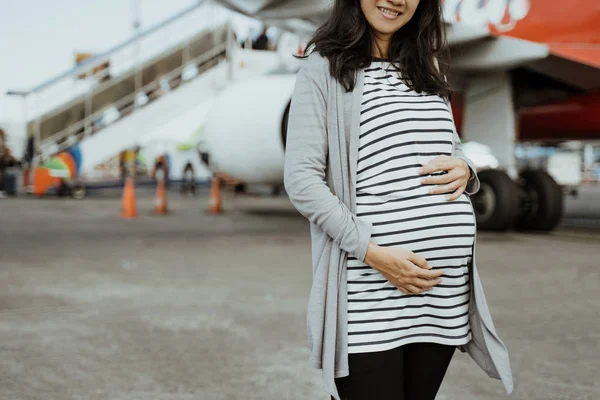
[40,40,227,156]
[10,1,233,164]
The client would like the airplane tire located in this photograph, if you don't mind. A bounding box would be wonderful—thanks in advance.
[472,169,519,231]
[516,170,563,231]
[71,183,88,200]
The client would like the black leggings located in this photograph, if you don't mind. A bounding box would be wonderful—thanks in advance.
[333,342,456,400]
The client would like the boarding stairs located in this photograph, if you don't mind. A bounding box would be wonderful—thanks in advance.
[16,1,284,194]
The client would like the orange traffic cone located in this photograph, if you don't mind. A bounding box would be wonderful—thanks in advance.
[121,177,138,219]
[208,176,223,214]
[154,176,169,215]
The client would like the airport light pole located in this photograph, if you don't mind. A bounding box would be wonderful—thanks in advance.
[226,19,234,81]
[131,0,142,106]
[6,90,34,192]
[6,90,30,158]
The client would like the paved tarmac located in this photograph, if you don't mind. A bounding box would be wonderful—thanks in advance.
[561,184,600,228]
[0,188,598,400]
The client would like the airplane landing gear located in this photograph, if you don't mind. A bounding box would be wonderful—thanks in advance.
[515,170,563,231]
[472,169,519,231]
[472,169,564,232]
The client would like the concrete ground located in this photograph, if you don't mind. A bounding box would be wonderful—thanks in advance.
[561,184,600,228]
[0,188,598,400]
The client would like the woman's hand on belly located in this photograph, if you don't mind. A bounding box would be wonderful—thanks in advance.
[418,155,471,201]
[364,242,445,295]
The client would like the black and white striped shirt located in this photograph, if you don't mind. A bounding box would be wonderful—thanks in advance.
[347,61,475,354]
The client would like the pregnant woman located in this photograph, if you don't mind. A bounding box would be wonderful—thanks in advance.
[283,1,513,399]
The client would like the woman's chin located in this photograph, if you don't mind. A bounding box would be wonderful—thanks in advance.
[372,20,406,36]
[372,26,403,39]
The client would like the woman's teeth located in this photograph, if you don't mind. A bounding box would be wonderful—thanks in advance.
[378,7,400,17]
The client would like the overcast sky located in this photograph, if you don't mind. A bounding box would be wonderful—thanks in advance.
[0,0,260,126]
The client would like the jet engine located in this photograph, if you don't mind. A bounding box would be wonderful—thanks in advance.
[203,75,297,184]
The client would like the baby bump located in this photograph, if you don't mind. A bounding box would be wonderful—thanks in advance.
[357,191,476,267]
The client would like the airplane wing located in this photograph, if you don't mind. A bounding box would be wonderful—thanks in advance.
[214,0,328,36]
[549,46,600,70]
[213,0,600,90]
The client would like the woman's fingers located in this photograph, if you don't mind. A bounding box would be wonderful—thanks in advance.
[418,156,452,175]
[380,272,414,294]
[412,277,442,289]
[420,156,470,198]
[389,276,443,294]
[397,286,411,294]
[428,180,461,195]
[420,170,457,185]
[414,267,444,279]
[409,254,430,269]
[403,284,424,294]
[446,186,466,201]
[375,248,447,294]
[381,269,442,294]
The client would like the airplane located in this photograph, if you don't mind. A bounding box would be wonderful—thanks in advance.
[200,0,600,232]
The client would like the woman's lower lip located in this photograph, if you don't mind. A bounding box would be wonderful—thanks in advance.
[378,7,400,20]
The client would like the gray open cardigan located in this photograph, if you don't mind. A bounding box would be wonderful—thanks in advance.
[283,52,514,400]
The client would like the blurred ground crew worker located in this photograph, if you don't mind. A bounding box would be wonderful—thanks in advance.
[252,27,270,50]
[0,129,5,198]
[0,129,16,198]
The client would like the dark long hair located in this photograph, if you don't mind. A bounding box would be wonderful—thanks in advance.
[302,0,451,98]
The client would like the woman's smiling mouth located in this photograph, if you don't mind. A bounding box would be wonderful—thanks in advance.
[378,6,401,18]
